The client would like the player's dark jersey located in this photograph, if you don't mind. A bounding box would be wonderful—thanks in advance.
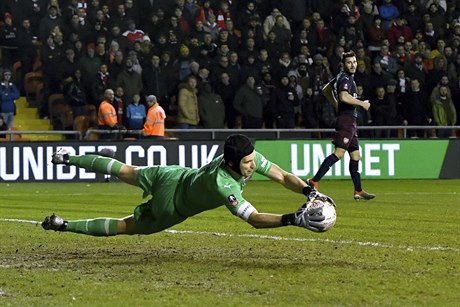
[334,71,358,118]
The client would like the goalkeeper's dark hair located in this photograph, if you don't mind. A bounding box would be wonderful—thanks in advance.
[224,134,254,175]
[341,50,356,64]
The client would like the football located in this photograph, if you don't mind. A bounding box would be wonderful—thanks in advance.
[306,199,336,232]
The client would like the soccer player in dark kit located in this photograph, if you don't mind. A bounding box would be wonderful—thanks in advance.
[308,51,375,200]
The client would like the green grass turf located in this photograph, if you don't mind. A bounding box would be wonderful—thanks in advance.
[0,180,459,306]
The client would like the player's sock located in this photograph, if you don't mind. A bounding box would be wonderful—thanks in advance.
[65,218,119,236]
[313,154,339,182]
[68,155,123,176]
[349,159,362,192]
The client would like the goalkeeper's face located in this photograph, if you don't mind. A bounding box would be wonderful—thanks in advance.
[239,151,256,178]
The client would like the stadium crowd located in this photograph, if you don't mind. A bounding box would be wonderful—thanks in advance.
[0,0,459,138]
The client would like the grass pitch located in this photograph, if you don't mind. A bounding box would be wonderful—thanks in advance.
[0,179,459,306]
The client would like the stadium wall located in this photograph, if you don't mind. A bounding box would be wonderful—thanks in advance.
[0,139,459,182]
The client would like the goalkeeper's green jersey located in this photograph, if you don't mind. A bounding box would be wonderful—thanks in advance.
[138,151,272,220]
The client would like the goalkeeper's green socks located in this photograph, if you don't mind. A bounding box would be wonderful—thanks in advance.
[64,218,119,236]
[68,155,123,176]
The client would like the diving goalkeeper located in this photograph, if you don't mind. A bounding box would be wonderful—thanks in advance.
[42,134,334,235]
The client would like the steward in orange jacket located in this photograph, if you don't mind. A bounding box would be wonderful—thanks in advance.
[98,89,118,128]
[142,95,166,139]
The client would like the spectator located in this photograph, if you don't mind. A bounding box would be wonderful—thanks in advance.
[379,0,400,31]
[67,11,91,44]
[308,54,334,99]
[114,86,126,127]
[240,54,259,82]
[271,75,300,128]
[78,43,102,85]
[271,15,292,52]
[404,78,432,138]
[263,8,290,38]
[314,18,334,56]
[111,4,130,32]
[122,19,145,46]
[177,75,199,129]
[126,93,146,130]
[260,72,276,128]
[16,18,38,76]
[374,44,401,75]
[369,61,393,97]
[370,84,394,138]
[355,84,372,138]
[174,44,194,82]
[406,52,429,88]
[142,94,165,139]
[0,69,20,128]
[92,63,116,106]
[242,16,265,47]
[216,28,238,51]
[238,2,262,29]
[127,50,142,75]
[359,0,380,39]
[423,21,440,50]
[215,72,237,128]
[124,0,141,26]
[367,16,387,55]
[203,14,219,41]
[387,16,413,46]
[63,69,88,117]
[38,5,65,42]
[428,56,457,93]
[211,55,230,85]
[0,12,19,70]
[402,3,423,34]
[60,48,78,87]
[198,82,225,128]
[108,50,125,81]
[142,54,168,105]
[431,84,457,137]
[108,24,130,55]
[40,33,64,118]
[116,58,142,105]
[233,75,264,128]
[427,2,447,38]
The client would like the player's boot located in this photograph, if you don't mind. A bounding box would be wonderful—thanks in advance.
[42,214,67,231]
[307,178,319,190]
[51,149,70,165]
[354,190,375,200]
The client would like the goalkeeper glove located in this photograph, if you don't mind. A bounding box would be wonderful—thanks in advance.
[282,203,326,232]
[307,189,337,208]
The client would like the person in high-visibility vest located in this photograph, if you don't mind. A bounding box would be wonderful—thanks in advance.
[98,88,124,139]
[142,95,165,139]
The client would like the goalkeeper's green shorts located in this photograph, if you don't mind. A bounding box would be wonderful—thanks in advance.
[133,166,187,234]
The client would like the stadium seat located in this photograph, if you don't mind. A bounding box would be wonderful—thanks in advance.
[24,71,43,106]
[48,94,73,130]
[0,127,30,142]
[73,115,90,138]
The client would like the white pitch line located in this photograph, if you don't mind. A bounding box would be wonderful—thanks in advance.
[1,218,459,253]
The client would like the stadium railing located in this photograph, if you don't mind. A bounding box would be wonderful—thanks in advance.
[0,130,81,141]
[0,126,458,141]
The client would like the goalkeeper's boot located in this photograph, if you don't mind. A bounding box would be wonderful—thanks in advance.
[42,214,67,231]
[307,178,318,190]
[354,190,375,200]
[51,149,70,165]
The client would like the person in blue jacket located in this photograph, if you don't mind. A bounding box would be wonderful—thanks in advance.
[0,69,20,128]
